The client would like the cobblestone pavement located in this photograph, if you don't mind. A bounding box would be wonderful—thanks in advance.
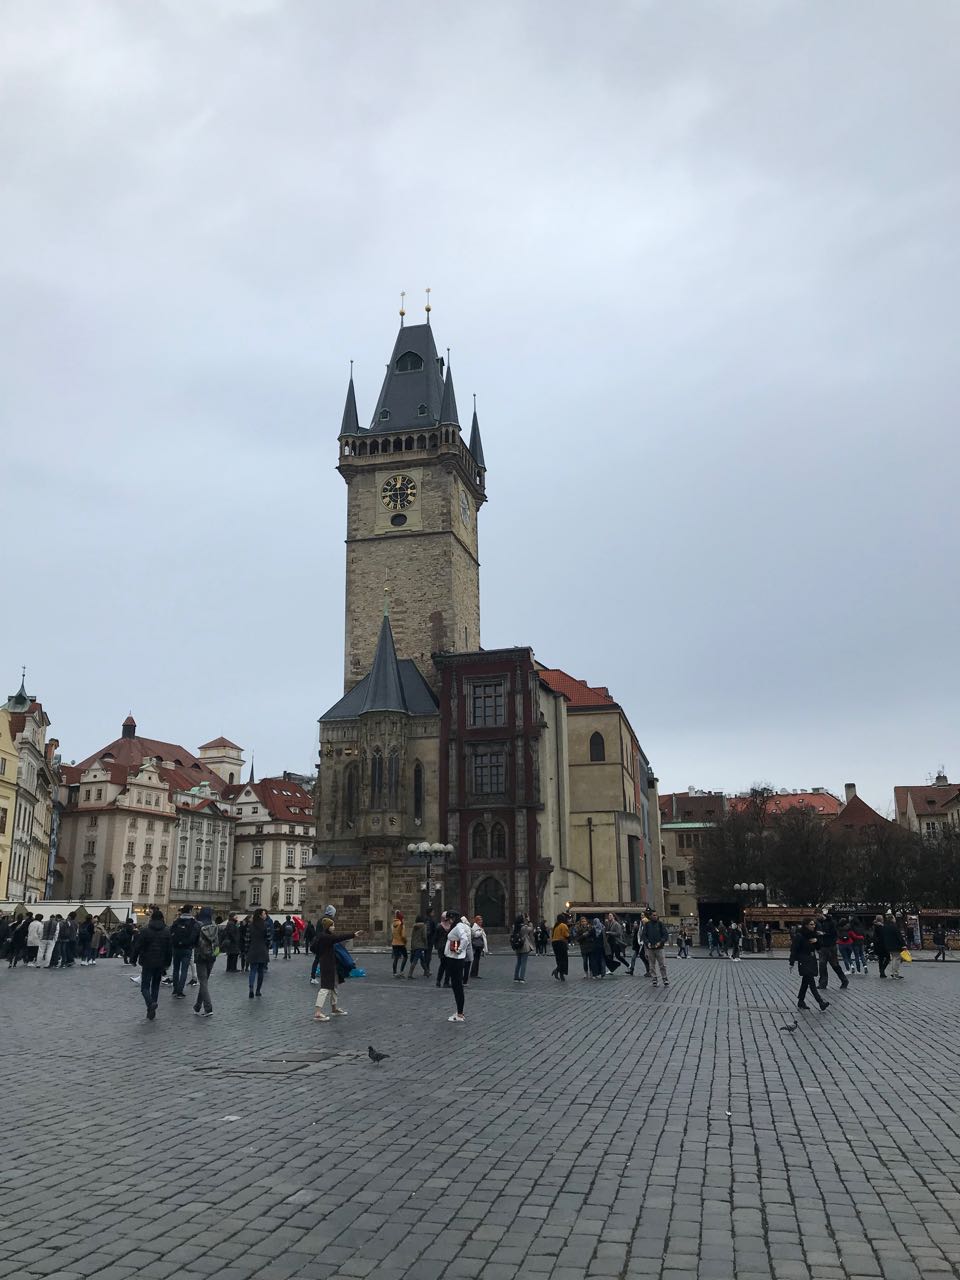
[4,948,960,1280]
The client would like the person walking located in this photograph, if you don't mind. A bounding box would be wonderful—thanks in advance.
[77,915,94,966]
[170,905,199,999]
[871,914,890,977]
[587,918,607,979]
[706,920,719,958]
[838,919,855,973]
[511,914,535,983]
[550,913,570,982]
[605,913,627,970]
[677,929,689,960]
[132,908,173,1020]
[763,924,772,952]
[435,916,450,988]
[424,910,437,977]
[408,915,429,977]
[642,911,670,987]
[470,915,488,978]
[246,908,271,998]
[790,918,829,1011]
[282,916,294,960]
[391,911,408,977]
[816,907,849,991]
[629,917,650,977]
[730,921,743,961]
[312,916,363,1020]
[192,907,218,1017]
[883,913,906,979]
[221,914,240,973]
[239,914,251,972]
[932,924,947,962]
[443,911,471,1022]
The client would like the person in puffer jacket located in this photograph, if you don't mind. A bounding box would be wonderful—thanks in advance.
[193,906,219,1017]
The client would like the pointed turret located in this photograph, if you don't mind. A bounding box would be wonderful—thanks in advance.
[468,403,486,470]
[248,752,256,785]
[369,323,444,432]
[439,360,460,427]
[340,367,360,436]
[358,611,407,714]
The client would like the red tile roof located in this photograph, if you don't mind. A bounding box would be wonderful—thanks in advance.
[894,784,955,819]
[659,792,726,823]
[73,734,228,794]
[237,776,314,823]
[538,668,617,708]
[828,793,895,834]
[198,736,242,751]
[727,790,841,818]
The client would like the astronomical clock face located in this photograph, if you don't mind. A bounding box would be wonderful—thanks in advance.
[459,489,471,526]
[380,474,418,510]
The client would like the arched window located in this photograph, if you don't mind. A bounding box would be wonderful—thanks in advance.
[393,437,403,452]
[344,766,358,828]
[387,749,400,806]
[227,772,235,784]
[416,434,426,449]
[429,433,438,448]
[404,436,414,450]
[474,877,506,927]
[396,351,424,372]
[358,441,368,455]
[370,749,383,808]
[413,761,424,822]
[370,439,380,455]
[472,823,488,860]
[590,732,605,762]
[490,823,507,858]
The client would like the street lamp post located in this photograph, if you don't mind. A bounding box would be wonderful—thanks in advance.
[407,841,453,918]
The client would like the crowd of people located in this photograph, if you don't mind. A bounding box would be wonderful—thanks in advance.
[0,898,945,1025]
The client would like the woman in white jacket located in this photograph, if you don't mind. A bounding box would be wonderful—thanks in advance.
[443,912,471,1023]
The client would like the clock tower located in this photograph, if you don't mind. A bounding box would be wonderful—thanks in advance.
[336,318,486,692]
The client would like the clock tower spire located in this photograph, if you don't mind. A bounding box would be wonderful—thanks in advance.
[337,316,485,692]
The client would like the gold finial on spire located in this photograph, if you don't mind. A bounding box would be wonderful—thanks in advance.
[399,291,406,325]
[383,585,390,617]
[425,286,432,323]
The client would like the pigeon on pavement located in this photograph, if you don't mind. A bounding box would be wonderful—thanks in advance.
[368,1045,390,1065]
[780,1022,798,1032]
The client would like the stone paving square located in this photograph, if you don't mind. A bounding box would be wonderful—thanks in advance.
[3,950,960,1279]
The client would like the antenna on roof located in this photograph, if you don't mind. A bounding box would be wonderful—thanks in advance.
[425,286,432,323]
[349,358,354,377]
[399,291,406,326]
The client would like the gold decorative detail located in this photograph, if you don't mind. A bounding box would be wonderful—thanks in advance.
[380,473,418,510]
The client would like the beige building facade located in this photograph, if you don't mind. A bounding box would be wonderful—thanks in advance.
[60,717,240,918]
[230,774,316,914]
[3,679,56,903]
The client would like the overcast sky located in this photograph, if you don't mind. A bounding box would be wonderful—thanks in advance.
[3,0,958,815]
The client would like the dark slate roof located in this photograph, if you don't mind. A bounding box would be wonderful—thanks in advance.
[320,660,438,721]
[340,372,360,436]
[439,361,459,426]
[367,323,444,433]
[468,405,486,469]
[319,616,438,721]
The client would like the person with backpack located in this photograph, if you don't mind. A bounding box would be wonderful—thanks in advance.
[642,911,670,987]
[281,915,295,960]
[511,914,535,983]
[38,914,59,968]
[169,906,200,998]
[932,924,947,961]
[629,917,650,976]
[193,907,219,1017]
[132,908,173,1021]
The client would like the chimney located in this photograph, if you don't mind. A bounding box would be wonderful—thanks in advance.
[844,783,857,803]
[935,771,949,786]
[688,785,696,796]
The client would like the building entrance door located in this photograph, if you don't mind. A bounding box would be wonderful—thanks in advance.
[475,877,506,927]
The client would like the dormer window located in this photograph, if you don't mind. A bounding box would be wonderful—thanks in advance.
[379,409,390,421]
[396,351,423,373]
[417,404,428,416]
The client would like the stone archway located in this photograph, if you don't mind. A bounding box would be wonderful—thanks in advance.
[474,876,506,928]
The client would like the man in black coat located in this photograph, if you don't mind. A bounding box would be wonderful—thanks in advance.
[817,908,849,991]
[883,913,906,979]
[132,909,173,1020]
